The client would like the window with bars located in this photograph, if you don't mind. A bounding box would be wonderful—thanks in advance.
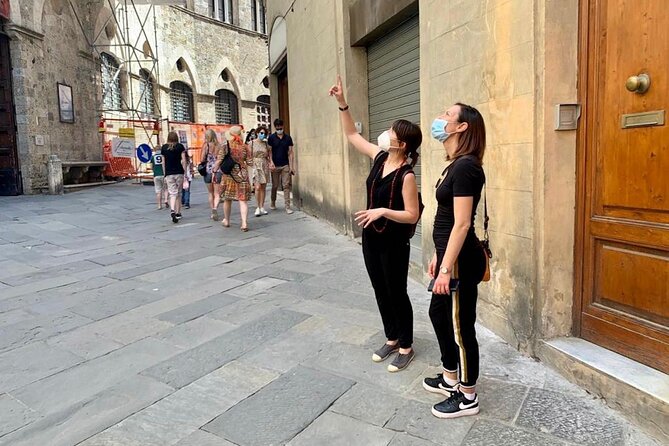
[215,89,239,124]
[209,0,233,24]
[101,52,122,110]
[139,69,155,116]
[170,81,194,122]
[256,94,270,127]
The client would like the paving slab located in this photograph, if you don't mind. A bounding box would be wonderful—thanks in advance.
[203,366,354,446]
[154,316,236,350]
[228,276,287,297]
[516,387,625,446]
[11,337,180,415]
[175,430,237,446]
[142,309,309,389]
[45,331,124,361]
[388,432,440,446]
[0,375,173,446]
[462,419,566,446]
[288,411,395,446]
[330,382,409,427]
[156,293,240,324]
[385,398,475,445]
[0,341,84,392]
[0,311,93,353]
[0,394,37,438]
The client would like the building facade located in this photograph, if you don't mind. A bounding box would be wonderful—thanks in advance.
[265,0,668,437]
[1,0,269,195]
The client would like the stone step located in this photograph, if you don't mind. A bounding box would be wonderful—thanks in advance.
[537,337,669,442]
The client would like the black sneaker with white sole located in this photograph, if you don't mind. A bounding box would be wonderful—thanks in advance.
[422,374,459,397]
[171,212,178,223]
[432,391,479,419]
[176,213,182,220]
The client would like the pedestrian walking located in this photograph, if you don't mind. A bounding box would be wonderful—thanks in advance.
[422,103,488,419]
[202,129,222,220]
[250,125,271,216]
[329,75,422,372]
[267,118,295,214]
[162,131,188,223]
[245,128,257,145]
[181,149,194,209]
[214,125,251,231]
[150,146,168,209]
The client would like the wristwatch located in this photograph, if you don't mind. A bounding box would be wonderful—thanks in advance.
[439,266,450,275]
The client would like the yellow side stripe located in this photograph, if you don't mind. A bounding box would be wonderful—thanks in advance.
[451,263,467,383]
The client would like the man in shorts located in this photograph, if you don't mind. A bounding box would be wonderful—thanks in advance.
[151,147,167,209]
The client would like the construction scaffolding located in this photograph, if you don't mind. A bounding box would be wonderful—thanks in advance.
[68,0,164,146]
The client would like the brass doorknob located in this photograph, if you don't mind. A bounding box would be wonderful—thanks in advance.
[625,74,650,94]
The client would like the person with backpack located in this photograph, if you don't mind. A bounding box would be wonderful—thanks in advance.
[329,75,422,372]
[213,125,251,231]
[422,103,489,420]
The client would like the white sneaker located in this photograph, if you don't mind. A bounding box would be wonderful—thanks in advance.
[254,207,261,217]
[270,203,277,210]
[261,208,268,215]
[286,208,294,215]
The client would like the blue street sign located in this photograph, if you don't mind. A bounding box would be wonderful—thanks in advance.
[136,144,152,163]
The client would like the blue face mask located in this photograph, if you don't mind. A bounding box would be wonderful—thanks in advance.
[259,133,266,141]
[431,118,452,142]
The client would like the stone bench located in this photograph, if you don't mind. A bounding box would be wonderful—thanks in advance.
[61,161,109,185]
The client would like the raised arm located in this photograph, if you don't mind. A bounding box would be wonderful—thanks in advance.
[328,75,380,160]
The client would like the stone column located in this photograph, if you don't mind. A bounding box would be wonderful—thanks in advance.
[47,155,64,195]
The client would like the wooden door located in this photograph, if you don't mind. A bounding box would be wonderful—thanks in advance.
[277,68,290,133]
[0,33,20,195]
[576,0,669,373]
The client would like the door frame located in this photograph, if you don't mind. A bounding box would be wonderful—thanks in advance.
[572,0,592,336]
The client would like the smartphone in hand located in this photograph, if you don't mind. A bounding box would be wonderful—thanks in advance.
[427,278,460,294]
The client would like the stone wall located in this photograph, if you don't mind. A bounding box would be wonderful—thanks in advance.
[8,0,103,193]
[7,0,269,193]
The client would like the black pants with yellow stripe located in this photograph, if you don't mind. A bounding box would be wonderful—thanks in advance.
[429,245,486,388]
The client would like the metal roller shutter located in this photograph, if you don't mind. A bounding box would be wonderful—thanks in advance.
[367,15,422,263]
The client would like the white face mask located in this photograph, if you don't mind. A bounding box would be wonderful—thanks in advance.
[377,130,392,151]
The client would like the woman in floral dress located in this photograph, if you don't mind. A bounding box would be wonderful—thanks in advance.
[215,126,252,231]
[250,125,271,216]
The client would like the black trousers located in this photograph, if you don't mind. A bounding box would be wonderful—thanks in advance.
[429,245,486,387]
[362,232,413,348]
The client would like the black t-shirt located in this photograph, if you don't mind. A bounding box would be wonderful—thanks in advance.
[161,143,186,175]
[433,156,485,251]
[364,151,414,240]
[267,133,293,167]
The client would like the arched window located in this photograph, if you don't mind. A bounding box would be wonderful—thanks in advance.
[170,81,194,122]
[100,52,121,110]
[215,89,239,124]
[139,69,155,116]
[256,94,270,127]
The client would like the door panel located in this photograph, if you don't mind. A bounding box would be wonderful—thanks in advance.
[0,33,20,195]
[578,0,669,373]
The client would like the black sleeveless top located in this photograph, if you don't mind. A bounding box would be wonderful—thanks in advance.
[364,151,414,240]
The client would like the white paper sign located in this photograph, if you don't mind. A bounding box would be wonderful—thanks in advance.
[111,137,135,158]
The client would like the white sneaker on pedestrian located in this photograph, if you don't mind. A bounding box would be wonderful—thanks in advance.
[254,207,261,217]
[286,208,294,215]
[261,208,268,215]
[270,203,277,210]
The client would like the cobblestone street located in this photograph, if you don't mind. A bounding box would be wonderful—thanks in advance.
[0,182,663,446]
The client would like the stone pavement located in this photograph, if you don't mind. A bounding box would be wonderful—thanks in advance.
[0,181,664,446]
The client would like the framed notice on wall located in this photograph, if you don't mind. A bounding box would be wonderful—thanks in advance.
[57,83,74,123]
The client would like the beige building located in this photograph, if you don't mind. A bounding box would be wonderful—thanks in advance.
[1,0,269,194]
[265,0,668,436]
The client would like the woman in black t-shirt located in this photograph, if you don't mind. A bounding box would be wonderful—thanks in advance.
[422,103,488,419]
[329,75,422,373]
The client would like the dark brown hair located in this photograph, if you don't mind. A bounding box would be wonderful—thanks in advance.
[166,131,179,149]
[452,102,486,163]
[391,119,422,168]
[256,125,269,135]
